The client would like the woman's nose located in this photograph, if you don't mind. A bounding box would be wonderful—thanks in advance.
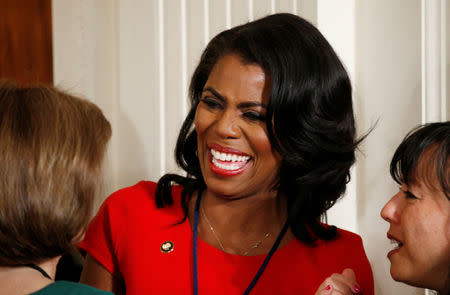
[380,193,401,223]
[214,110,240,139]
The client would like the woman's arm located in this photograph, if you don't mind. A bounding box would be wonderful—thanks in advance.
[80,254,125,295]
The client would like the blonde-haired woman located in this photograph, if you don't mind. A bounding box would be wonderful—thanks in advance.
[0,81,113,295]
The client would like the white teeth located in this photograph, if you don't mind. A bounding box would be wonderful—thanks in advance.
[390,239,402,249]
[210,148,250,163]
[210,148,250,170]
[212,157,246,170]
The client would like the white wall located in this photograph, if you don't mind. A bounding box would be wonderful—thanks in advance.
[52,0,118,210]
[52,1,448,294]
[316,0,358,235]
[354,1,423,294]
[445,30,449,295]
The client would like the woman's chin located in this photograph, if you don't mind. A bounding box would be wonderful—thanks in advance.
[390,265,438,292]
[204,184,244,200]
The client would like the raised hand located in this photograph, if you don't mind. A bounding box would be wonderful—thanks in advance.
[314,268,361,295]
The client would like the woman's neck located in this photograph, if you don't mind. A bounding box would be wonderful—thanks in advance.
[438,269,450,295]
[190,188,292,255]
[0,257,60,295]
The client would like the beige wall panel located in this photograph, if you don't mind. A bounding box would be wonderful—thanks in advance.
[53,0,117,123]
[447,1,450,119]
[187,0,206,79]
[230,0,250,26]
[275,0,295,13]
[209,0,228,37]
[355,0,423,294]
[297,0,316,24]
[53,0,118,208]
[116,0,162,187]
[317,0,358,235]
[253,0,273,19]
[163,0,186,173]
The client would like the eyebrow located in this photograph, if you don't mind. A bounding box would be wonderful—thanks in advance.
[202,86,267,109]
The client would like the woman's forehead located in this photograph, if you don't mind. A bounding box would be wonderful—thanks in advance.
[409,148,448,198]
[205,54,271,104]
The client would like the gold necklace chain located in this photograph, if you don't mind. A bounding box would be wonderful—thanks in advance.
[200,204,271,256]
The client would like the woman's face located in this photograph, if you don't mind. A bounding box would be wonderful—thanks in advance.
[194,53,281,198]
[380,154,450,291]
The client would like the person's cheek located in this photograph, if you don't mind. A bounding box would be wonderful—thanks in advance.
[446,215,450,246]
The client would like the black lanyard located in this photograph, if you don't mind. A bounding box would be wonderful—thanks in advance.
[25,263,52,280]
[193,190,289,295]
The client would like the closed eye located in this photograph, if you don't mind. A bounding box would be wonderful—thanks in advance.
[201,97,223,110]
[404,191,417,199]
[243,111,266,122]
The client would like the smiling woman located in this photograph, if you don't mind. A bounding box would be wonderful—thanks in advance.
[195,54,280,197]
[79,13,374,295]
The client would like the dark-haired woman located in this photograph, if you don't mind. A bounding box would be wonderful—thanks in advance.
[80,13,374,294]
[382,122,449,295]
[315,122,450,295]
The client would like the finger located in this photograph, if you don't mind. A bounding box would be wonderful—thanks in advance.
[329,273,360,294]
[341,268,356,281]
[341,269,361,293]
[328,277,355,294]
[317,285,347,295]
[315,278,333,295]
[316,276,347,295]
[319,284,351,295]
[330,273,355,287]
[323,277,353,295]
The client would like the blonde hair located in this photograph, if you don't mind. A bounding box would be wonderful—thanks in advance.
[0,80,111,266]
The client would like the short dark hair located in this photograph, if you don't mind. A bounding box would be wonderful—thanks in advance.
[390,122,450,200]
[0,80,111,266]
[156,13,362,243]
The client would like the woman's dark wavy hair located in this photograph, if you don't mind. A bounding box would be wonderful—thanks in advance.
[390,122,449,200]
[156,13,363,244]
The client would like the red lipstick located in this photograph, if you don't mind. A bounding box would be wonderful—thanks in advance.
[208,143,250,156]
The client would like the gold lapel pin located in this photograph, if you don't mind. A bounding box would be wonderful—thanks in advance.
[160,241,174,253]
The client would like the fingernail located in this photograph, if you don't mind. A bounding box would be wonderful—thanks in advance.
[353,285,361,293]
[325,285,331,291]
